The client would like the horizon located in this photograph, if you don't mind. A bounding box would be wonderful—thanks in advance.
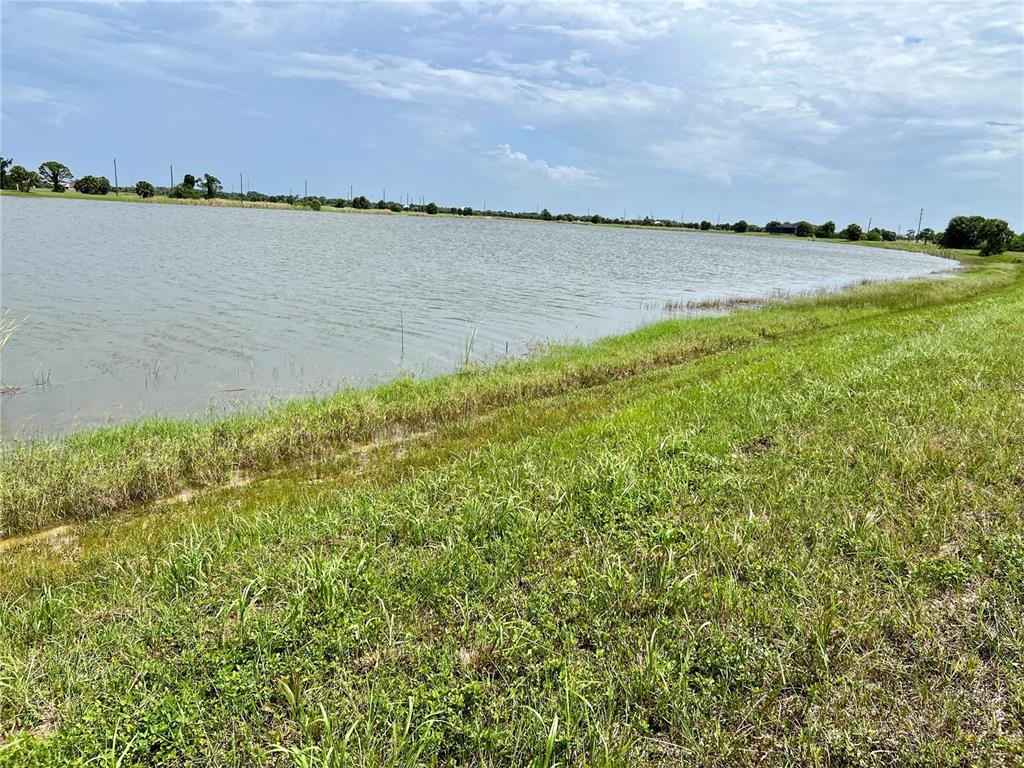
[2,1,1022,232]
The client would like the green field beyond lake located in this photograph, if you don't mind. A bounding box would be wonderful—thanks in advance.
[1,248,1021,765]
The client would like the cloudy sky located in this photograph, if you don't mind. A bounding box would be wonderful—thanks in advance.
[2,1,1021,229]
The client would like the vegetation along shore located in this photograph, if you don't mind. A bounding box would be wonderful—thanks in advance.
[3,156,1022,253]
[1,244,1021,764]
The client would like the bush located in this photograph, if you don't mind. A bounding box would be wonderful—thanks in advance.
[296,196,321,211]
[942,215,986,249]
[700,220,711,230]
[1008,234,1024,252]
[977,218,1012,256]
[842,224,863,241]
[352,195,371,209]
[75,175,112,195]
[815,221,836,238]
[793,221,814,237]
[865,228,883,241]
[134,180,156,198]
[389,203,403,213]
[169,184,202,199]
[879,229,897,242]
[376,199,389,210]
[425,202,438,215]
[732,220,748,233]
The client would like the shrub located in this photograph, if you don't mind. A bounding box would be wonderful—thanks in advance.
[352,195,371,209]
[977,219,1012,256]
[795,221,814,237]
[732,220,748,233]
[865,228,883,241]
[134,180,156,198]
[815,221,836,238]
[842,224,863,241]
[75,175,112,195]
[700,220,712,230]
[425,202,439,214]
[169,184,202,199]
[1008,234,1024,252]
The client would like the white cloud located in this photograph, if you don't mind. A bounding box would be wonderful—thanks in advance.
[491,143,599,188]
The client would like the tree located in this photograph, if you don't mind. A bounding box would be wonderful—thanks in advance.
[842,223,863,241]
[201,174,221,199]
[865,228,883,241]
[795,221,814,237]
[879,229,896,242]
[425,202,439,214]
[765,220,781,231]
[917,227,935,243]
[942,215,986,249]
[376,199,390,210]
[297,196,321,211]
[135,180,156,198]
[732,220,749,233]
[182,174,197,189]
[389,203,403,213]
[540,208,552,221]
[1008,233,1024,252]
[352,195,371,209]
[170,183,202,199]
[462,206,474,216]
[977,218,1012,256]
[700,220,712,230]
[38,161,73,192]
[0,156,11,189]
[75,175,112,195]
[815,220,836,238]
[8,165,39,192]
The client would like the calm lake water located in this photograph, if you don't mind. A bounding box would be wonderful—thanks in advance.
[1,197,954,438]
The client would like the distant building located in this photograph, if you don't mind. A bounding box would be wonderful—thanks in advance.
[768,222,798,234]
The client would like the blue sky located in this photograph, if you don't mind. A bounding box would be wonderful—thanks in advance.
[2,1,1022,230]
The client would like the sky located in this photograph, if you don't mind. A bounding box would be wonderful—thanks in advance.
[2,1,1022,231]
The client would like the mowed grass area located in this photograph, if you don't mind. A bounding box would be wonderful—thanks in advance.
[1,257,1023,765]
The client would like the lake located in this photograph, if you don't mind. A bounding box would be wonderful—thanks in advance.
[0,197,954,438]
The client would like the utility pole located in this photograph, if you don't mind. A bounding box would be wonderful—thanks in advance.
[170,164,174,189]
[112,157,118,195]
[867,216,872,231]
[304,179,308,197]
[383,187,386,202]
[917,208,924,239]
[240,172,244,205]
[350,184,353,200]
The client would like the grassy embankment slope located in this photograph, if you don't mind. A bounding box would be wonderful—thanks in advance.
[1,252,1022,766]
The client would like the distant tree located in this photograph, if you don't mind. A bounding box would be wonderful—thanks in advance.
[765,220,781,231]
[917,227,935,243]
[376,199,389,210]
[182,173,197,189]
[134,180,156,198]
[732,219,749,233]
[879,228,896,242]
[842,223,863,241]
[977,218,1012,256]
[201,174,221,199]
[0,156,11,189]
[795,221,814,237]
[865,228,883,241]
[462,206,474,216]
[8,165,39,192]
[297,196,321,211]
[942,215,986,249]
[352,195,371,209]
[814,220,836,238]
[170,182,202,199]
[75,175,112,195]
[38,161,73,192]
[389,203,403,212]
[591,214,602,224]
[425,201,438,214]
[700,220,712,230]
[541,208,552,221]
[1007,233,1024,252]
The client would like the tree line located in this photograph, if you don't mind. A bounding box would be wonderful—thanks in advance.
[2,155,1020,255]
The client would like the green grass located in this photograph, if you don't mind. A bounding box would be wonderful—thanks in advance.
[1,254,1022,765]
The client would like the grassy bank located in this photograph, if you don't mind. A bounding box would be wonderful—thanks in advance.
[1,253,1022,765]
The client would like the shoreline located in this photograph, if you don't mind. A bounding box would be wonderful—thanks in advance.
[0,189,971,259]
[0,250,1005,539]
